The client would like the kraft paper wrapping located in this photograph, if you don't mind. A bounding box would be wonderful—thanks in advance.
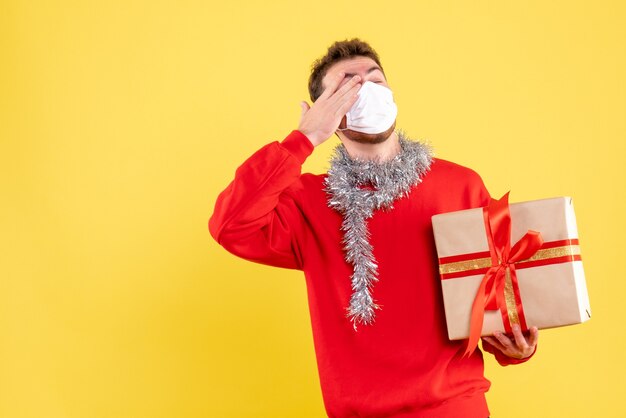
[431,197,591,341]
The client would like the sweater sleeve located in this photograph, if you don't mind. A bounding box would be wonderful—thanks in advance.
[466,167,491,208]
[208,130,314,270]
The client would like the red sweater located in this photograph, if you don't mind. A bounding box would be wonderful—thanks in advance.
[209,130,533,418]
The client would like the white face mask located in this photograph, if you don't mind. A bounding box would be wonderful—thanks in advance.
[338,81,398,134]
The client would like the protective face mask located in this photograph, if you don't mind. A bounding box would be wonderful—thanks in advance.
[338,81,398,134]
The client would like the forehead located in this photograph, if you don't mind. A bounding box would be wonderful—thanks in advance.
[322,56,383,87]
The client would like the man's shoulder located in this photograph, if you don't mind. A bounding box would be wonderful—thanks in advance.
[429,157,483,180]
[284,172,326,196]
[430,157,479,173]
[298,172,327,187]
[301,171,326,180]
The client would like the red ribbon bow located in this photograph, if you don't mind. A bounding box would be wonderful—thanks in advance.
[464,192,543,357]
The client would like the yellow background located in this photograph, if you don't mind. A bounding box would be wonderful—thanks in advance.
[1,1,625,417]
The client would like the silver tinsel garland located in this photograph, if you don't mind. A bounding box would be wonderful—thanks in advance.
[323,130,433,330]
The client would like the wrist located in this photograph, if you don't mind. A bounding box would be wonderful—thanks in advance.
[298,129,321,147]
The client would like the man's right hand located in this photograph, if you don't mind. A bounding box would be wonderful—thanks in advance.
[297,72,362,147]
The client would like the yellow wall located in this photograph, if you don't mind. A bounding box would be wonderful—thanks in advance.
[2,1,624,417]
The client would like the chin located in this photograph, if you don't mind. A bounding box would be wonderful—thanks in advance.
[342,121,396,144]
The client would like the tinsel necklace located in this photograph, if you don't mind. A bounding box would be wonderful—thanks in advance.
[323,130,433,330]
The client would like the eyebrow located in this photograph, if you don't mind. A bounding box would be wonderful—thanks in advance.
[344,66,384,78]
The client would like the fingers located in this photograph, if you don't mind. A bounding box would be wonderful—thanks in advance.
[330,76,361,119]
[483,326,538,360]
[298,73,361,143]
[528,326,539,347]
[493,330,516,354]
[495,331,525,359]
[336,88,360,117]
[315,75,361,122]
[482,336,506,353]
[319,71,347,100]
[320,73,362,106]
[300,101,310,118]
[511,324,530,352]
[330,75,361,104]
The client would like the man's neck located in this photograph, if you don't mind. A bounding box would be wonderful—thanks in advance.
[340,131,401,163]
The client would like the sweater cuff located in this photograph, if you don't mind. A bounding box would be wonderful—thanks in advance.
[280,130,314,165]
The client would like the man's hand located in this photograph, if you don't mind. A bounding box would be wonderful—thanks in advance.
[298,72,362,147]
[482,325,539,359]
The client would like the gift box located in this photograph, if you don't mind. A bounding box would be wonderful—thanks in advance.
[431,193,591,353]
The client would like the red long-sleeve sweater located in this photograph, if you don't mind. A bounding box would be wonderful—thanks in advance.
[209,130,534,418]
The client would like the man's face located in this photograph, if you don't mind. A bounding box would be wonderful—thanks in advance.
[320,56,396,144]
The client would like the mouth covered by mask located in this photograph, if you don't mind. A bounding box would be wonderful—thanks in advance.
[338,81,398,135]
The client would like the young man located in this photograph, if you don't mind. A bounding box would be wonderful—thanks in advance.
[209,39,538,418]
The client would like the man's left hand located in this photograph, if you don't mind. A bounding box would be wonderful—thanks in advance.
[482,325,539,359]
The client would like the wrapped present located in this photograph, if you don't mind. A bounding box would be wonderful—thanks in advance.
[431,193,591,355]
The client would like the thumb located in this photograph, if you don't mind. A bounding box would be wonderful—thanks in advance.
[300,101,310,117]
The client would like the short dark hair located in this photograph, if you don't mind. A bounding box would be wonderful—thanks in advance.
[308,38,385,102]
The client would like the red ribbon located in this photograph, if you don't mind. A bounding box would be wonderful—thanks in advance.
[464,192,544,357]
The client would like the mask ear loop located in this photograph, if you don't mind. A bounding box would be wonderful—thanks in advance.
[337,112,351,132]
